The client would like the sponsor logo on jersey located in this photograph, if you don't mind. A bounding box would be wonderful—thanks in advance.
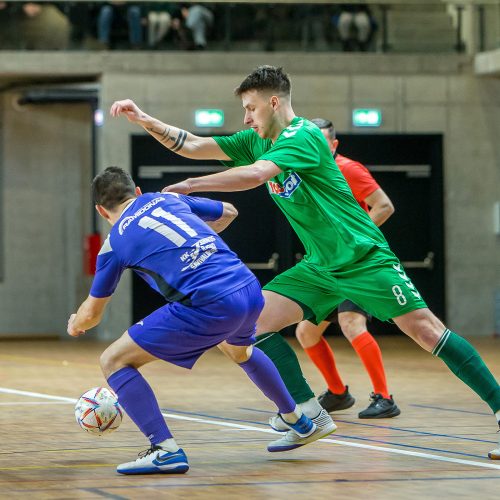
[180,236,218,271]
[118,197,165,235]
[267,172,302,199]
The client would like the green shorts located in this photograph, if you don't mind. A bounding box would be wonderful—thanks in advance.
[263,247,427,324]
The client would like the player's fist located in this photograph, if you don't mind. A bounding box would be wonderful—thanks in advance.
[67,314,85,337]
[109,99,145,124]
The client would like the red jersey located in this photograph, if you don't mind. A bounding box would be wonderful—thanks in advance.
[335,153,379,213]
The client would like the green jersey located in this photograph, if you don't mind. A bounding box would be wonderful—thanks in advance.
[213,117,389,269]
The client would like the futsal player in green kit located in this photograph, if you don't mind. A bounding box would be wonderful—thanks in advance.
[110,66,500,459]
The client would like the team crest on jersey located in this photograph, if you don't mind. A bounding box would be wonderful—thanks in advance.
[267,172,302,199]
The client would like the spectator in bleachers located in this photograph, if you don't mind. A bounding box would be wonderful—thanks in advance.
[0,2,13,48]
[97,1,143,50]
[297,4,329,51]
[1,2,69,50]
[179,3,214,50]
[334,4,375,52]
[146,2,173,49]
[56,2,97,49]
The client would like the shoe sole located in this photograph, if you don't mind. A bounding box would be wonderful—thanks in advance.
[267,422,337,452]
[117,463,189,475]
[358,406,401,419]
[489,448,500,460]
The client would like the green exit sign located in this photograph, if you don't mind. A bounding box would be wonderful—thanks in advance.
[352,108,382,127]
[195,109,224,127]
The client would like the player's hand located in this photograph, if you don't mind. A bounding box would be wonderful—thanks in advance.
[109,99,145,124]
[162,180,193,195]
[67,314,86,337]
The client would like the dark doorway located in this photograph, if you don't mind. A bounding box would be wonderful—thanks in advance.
[312,133,444,335]
[131,133,444,336]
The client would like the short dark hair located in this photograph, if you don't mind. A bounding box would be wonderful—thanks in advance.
[92,166,136,210]
[235,66,291,97]
[311,117,336,140]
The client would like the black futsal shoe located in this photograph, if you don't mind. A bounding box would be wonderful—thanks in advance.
[358,393,401,419]
[318,386,355,413]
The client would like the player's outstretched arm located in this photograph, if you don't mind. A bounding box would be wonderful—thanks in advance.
[110,99,230,161]
[67,295,111,337]
[163,160,282,194]
[205,202,238,233]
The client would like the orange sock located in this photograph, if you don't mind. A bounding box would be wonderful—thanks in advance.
[351,331,390,399]
[304,337,346,394]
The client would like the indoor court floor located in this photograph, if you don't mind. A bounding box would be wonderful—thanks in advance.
[0,336,499,499]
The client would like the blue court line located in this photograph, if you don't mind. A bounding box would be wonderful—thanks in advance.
[162,407,266,427]
[163,407,493,459]
[8,475,500,496]
[409,404,491,416]
[122,475,500,486]
[81,488,128,500]
[238,407,497,444]
[331,434,486,460]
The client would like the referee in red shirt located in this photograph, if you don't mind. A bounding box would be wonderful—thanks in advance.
[295,118,400,418]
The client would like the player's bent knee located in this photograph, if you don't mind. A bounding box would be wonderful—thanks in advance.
[100,348,122,379]
[394,309,445,352]
[100,338,132,378]
[295,322,322,348]
[218,342,251,364]
[338,313,366,340]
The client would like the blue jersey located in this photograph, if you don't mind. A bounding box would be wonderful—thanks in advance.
[90,192,256,306]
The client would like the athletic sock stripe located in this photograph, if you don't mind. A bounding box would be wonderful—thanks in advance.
[433,329,451,356]
[433,328,451,356]
[254,332,277,346]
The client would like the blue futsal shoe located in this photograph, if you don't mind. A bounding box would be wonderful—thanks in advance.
[268,410,337,452]
[117,445,189,475]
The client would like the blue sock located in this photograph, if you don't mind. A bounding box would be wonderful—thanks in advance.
[107,366,172,445]
[239,347,296,414]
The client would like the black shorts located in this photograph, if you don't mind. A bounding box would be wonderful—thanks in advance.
[325,300,372,323]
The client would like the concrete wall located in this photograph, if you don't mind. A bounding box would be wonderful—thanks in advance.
[0,52,498,338]
[99,54,499,338]
[0,96,92,336]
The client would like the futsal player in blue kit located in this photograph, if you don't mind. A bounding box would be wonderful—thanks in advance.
[67,167,334,475]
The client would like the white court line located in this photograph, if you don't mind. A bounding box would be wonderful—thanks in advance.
[1,386,499,471]
[0,401,74,406]
[0,387,76,403]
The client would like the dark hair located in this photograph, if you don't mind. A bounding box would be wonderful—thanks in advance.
[235,65,291,97]
[311,117,336,140]
[92,166,136,210]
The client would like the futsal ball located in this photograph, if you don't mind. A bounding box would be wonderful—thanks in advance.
[75,387,123,436]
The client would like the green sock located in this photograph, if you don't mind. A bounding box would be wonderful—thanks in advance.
[433,329,500,413]
[255,332,315,404]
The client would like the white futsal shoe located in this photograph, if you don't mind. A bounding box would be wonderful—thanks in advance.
[117,445,189,475]
[267,409,337,452]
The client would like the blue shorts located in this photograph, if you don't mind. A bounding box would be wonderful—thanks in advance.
[128,278,264,369]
